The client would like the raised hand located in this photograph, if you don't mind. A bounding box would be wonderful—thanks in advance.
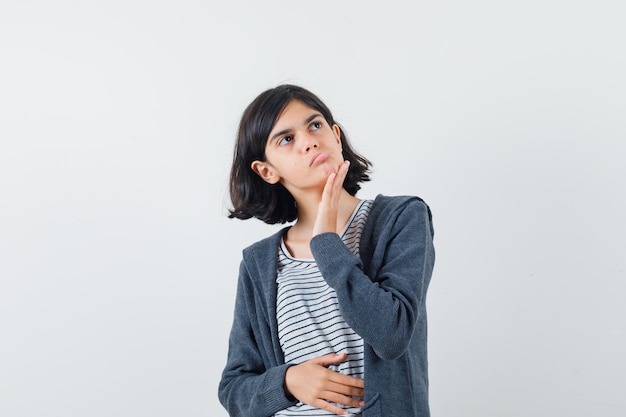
[284,352,364,416]
[312,160,351,237]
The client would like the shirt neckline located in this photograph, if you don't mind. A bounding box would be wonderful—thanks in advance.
[280,199,367,261]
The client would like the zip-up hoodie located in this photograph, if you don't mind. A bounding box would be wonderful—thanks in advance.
[219,195,435,417]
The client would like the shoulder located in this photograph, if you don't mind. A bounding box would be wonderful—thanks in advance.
[371,194,429,211]
[370,194,432,227]
[241,227,289,264]
[235,227,289,293]
[360,194,435,274]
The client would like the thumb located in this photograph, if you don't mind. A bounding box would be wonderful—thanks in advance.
[312,353,348,367]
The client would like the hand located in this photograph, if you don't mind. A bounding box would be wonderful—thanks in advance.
[284,353,364,416]
[312,160,351,237]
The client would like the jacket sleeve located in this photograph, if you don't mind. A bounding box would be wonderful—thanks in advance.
[218,260,296,417]
[310,198,435,361]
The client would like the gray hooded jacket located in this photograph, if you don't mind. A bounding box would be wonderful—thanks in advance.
[219,195,435,417]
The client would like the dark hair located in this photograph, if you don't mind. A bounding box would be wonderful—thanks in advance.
[228,84,372,224]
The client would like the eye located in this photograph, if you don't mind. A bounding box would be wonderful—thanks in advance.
[278,135,293,146]
[310,121,323,131]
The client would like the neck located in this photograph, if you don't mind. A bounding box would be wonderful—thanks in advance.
[291,189,360,237]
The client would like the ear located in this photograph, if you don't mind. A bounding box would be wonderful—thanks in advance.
[332,124,341,144]
[251,160,280,184]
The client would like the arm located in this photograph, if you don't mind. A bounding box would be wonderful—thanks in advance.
[310,198,435,360]
[218,261,296,417]
[220,256,365,417]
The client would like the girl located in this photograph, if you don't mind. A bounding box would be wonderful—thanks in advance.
[218,85,435,417]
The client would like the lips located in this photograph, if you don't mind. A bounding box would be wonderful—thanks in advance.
[310,152,330,166]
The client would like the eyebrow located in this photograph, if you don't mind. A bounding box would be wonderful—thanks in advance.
[269,113,323,143]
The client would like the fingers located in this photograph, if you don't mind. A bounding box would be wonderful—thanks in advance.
[313,161,350,236]
[310,399,347,416]
[328,370,365,390]
[311,392,364,415]
[312,354,365,393]
[323,160,350,199]
[312,352,348,366]
[307,383,364,416]
[335,159,350,185]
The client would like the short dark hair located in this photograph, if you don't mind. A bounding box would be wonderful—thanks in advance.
[228,84,372,224]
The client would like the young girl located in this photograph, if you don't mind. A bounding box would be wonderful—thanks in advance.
[218,85,435,417]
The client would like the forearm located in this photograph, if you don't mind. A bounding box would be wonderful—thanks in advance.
[219,362,295,417]
[219,261,297,417]
[310,202,434,360]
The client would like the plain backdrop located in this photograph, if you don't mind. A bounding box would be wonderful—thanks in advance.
[1,1,624,416]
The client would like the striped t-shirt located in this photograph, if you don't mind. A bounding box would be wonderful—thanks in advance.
[274,199,373,417]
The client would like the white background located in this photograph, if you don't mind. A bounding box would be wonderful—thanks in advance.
[1,1,624,416]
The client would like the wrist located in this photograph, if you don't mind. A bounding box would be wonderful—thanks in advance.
[283,365,297,401]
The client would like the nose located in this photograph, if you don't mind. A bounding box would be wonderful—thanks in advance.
[301,133,319,153]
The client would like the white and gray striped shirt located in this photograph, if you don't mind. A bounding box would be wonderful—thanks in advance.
[275,199,373,417]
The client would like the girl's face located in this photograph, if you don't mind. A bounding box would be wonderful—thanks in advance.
[251,99,344,197]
